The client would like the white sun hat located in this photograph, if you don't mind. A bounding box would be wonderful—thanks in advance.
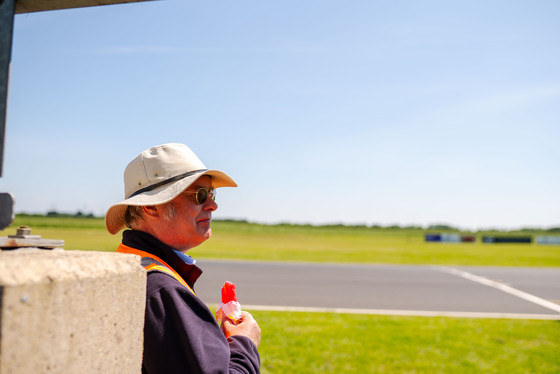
[105,143,237,235]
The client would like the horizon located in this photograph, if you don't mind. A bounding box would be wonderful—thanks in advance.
[11,210,560,233]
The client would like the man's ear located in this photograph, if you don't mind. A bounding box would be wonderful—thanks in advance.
[141,205,160,220]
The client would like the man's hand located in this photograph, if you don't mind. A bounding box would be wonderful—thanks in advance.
[221,311,261,347]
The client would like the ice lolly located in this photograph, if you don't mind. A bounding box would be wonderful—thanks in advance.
[216,281,242,325]
[221,281,237,303]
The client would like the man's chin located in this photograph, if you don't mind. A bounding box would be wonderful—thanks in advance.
[199,227,212,241]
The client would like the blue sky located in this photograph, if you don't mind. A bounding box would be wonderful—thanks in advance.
[1,0,559,231]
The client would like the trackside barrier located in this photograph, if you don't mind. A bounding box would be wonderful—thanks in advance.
[482,236,532,244]
[425,234,442,242]
[536,236,560,245]
[426,234,560,245]
[425,233,475,243]
[460,235,476,242]
[0,250,146,374]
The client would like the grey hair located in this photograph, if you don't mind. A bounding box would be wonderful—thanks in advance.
[125,202,177,229]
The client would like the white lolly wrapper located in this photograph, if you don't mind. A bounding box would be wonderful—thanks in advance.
[216,300,242,324]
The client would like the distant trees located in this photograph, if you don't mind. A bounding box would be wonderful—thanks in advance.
[427,224,458,231]
[46,210,95,218]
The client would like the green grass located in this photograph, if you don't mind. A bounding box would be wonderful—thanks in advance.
[247,310,560,373]
[5,216,560,267]
[195,222,560,267]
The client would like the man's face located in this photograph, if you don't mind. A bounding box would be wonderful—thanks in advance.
[154,175,217,252]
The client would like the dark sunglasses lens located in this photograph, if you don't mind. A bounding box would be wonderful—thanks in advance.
[196,188,208,204]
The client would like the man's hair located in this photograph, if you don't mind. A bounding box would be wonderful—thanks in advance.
[125,206,144,229]
[125,202,177,229]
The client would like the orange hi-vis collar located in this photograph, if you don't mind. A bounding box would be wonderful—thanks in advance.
[117,243,195,295]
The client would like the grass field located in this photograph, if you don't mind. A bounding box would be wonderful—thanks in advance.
[7,215,560,267]
[4,215,560,373]
[250,310,560,374]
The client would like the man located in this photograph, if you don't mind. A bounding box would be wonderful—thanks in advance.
[105,143,261,374]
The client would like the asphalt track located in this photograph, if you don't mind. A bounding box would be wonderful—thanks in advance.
[194,260,560,319]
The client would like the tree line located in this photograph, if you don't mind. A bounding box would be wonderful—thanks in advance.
[16,212,560,233]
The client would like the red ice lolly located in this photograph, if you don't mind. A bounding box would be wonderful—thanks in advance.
[221,281,237,304]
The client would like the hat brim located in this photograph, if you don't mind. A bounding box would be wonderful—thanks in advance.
[105,169,236,235]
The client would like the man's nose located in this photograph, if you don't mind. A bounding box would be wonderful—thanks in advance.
[204,197,218,211]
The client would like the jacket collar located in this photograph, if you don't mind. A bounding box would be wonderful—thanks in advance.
[122,229,203,289]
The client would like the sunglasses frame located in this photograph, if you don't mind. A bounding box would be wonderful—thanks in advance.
[185,187,216,205]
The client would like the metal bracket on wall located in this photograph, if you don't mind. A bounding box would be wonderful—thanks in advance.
[0,225,65,250]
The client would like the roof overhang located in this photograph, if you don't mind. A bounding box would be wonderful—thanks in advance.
[15,0,153,14]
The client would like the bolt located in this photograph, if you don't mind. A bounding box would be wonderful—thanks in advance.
[16,226,31,236]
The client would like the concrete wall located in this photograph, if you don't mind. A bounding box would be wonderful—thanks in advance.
[0,250,146,374]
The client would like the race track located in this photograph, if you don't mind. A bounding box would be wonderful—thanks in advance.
[194,260,560,319]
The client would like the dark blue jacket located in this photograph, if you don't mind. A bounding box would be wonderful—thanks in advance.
[122,230,260,374]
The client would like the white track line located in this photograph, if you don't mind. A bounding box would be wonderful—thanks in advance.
[437,266,560,314]
[236,304,560,320]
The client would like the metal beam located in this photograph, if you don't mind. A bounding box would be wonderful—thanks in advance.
[0,0,15,177]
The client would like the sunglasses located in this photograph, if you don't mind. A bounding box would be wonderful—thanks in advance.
[185,187,216,205]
